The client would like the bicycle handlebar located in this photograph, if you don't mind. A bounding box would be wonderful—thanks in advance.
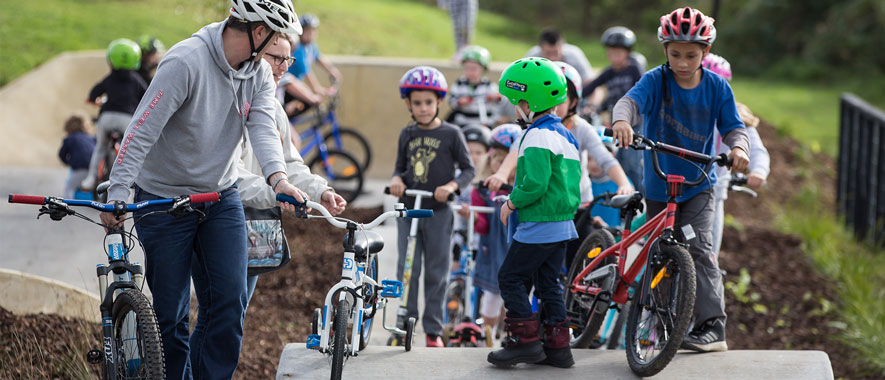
[8,193,220,213]
[275,194,432,230]
[477,181,513,192]
[603,129,731,187]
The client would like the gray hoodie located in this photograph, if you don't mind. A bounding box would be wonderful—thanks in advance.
[107,20,286,202]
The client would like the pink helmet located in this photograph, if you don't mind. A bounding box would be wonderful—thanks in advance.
[399,66,448,99]
[658,7,716,46]
[702,53,732,81]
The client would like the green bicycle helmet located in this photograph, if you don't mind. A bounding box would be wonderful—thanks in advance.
[107,39,141,70]
[498,57,567,113]
[461,45,491,70]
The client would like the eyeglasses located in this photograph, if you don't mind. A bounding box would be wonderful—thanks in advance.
[265,53,295,67]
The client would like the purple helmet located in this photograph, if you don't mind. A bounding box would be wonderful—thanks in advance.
[399,66,448,99]
[702,53,732,81]
[489,123,522,150]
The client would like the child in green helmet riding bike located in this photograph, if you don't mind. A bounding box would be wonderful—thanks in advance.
[487,57,581,368]
[448,45,503,127]
[81,38,147,190]
[611,6,750,353]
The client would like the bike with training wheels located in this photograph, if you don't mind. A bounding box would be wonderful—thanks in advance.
[565,131,733,377]
[443,182,511,347]
[8,186,221,380]
[290,79,371,203]
[276,194,430,380]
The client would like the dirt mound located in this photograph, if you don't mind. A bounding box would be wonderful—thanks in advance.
[0,307,100,379]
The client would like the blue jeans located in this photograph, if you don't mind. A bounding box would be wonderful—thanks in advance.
[498,239,567,324]
[246,275,258,307]
[134,186,248,380]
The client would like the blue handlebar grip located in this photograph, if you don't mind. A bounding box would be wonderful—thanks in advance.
[405,209,433,218]
[275,193,304,206]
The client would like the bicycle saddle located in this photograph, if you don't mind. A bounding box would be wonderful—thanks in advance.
[349,230,384,256]
[607,192,643,209]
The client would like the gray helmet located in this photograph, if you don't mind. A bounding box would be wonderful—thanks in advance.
[601,26,636,49]
[462,124,491,148]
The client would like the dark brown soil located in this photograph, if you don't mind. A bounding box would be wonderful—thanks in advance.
[0,120,876,379]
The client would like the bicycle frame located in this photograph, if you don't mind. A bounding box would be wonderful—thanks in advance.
[569,200,678,306]
[447,204,496,325]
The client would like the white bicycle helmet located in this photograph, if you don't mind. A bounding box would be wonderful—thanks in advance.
[230,0,302,36]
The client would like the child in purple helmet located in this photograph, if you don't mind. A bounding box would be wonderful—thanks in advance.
[389,66,476,347]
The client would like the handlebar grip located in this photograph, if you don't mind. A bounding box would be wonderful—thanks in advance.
[477,181,514,192]
[603,128,614,137]
[189,192,220,204]
[8,195,46,205]
[716,153,733,167]
[275,193,304,206]
[384,186,391,195]
[405,209,433,218]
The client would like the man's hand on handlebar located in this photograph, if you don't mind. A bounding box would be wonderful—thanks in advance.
[274,179,309,213]
[99,210,124,230]
[389,176,406,198]
[728,147,749,173]
[612,120,634,149]
[616,184,635,196]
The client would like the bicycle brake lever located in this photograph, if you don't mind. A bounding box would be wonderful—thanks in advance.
[295,204,309,219]
[38,200,73,221]
[168,196,194,218]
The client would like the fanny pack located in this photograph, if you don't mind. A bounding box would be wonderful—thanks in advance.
[244,206,291,276]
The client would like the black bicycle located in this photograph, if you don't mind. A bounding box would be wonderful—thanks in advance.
[9,188,220,379]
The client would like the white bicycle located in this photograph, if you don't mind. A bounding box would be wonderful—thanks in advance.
[276,194,431,380]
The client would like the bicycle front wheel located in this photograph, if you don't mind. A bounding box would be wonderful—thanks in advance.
[566,229,616,348]
[625,242,696,377]
[308,149,364,203]
[323,127,372,171]
[111,289,165,380]
[331,298,351,380]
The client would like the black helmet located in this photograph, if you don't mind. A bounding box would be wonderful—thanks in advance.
[601,26,636,49]
[300,13,320,28]
[462,124,491,148]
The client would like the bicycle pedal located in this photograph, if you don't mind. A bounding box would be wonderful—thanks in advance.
[380,280,403,298]
[306,334,321,350]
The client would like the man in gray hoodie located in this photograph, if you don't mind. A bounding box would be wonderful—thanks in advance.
[99,1,304,378]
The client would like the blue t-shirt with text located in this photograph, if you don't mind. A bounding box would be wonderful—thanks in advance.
[624,66,744,202]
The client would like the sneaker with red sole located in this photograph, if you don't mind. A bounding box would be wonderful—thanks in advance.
[426,334,444,347]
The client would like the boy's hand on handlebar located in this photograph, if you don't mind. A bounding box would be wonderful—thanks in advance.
[747,172,766,189]
[728,147,749,173]
[434,184,456,203]
[457,203,470,218]
[483,173,508,192]
[389,177,406,197]
[456,96,473,107]
[616,184,635,196]
[612,120,633,149]
[321,190,347,216]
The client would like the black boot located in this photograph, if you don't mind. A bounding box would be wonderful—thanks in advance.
[536,319,574,368]
[487,314,546,367]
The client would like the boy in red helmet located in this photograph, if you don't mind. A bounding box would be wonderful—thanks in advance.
[611,6,750,353]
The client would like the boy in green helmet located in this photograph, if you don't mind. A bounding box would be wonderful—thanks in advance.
[488,57,581,368]
[448,45,503,127]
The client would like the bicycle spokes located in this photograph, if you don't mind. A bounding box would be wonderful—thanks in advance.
[632,260,679,364]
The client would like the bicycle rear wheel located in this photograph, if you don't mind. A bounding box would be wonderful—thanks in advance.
[331,298,350,380]
[111,289,165,379]
[625,242,696,377]
[308,149,364,203]
[324,127,372,171]
[565,229,616,348]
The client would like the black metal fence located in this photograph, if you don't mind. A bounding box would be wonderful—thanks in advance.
[837,93,885,246]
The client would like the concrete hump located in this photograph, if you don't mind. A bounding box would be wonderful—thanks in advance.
[277,344,834,380]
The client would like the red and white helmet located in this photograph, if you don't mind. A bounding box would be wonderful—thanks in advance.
[657,7,716,46]
[702,53,732,81]
[230,0,302,36]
